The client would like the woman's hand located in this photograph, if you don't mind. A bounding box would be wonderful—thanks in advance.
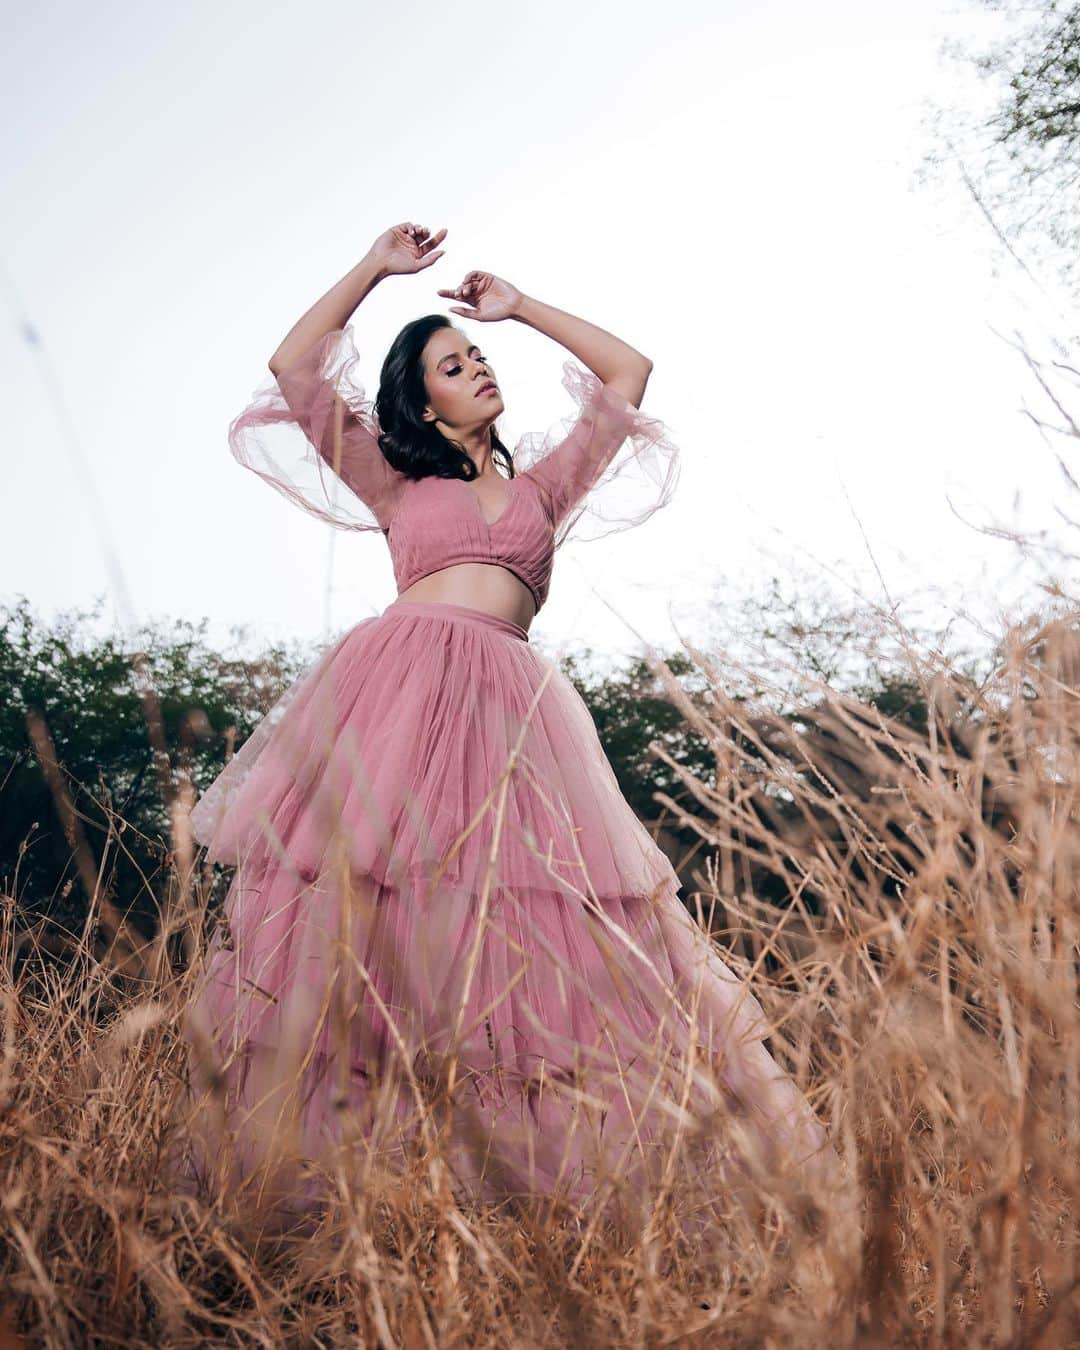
[437,271,525,322]
[368,222,447,277]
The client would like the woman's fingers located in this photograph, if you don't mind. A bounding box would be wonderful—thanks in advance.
[404,224,446,245]
[396,225,446,270]
[416,229,447,262]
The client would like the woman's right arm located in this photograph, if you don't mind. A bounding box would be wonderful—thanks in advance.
[270,222,446,372]
[248,224,447,530]
[268,252,387,377]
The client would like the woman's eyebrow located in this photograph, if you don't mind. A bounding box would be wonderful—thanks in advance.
[436,344,480,368]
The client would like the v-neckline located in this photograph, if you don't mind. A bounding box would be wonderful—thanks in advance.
[464,474,516,528]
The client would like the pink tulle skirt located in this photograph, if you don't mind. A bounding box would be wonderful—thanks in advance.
[171,599,836,1234]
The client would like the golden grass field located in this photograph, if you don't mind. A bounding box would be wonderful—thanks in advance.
[2,577,1076,1347]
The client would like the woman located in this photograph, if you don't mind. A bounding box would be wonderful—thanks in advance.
[173,220,836,1236]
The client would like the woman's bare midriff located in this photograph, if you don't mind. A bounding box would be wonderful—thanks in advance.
[396,562,537,633]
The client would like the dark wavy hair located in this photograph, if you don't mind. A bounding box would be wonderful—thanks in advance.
[373,314,516,483]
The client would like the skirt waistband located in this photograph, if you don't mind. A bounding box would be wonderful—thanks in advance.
[383,598,530,643]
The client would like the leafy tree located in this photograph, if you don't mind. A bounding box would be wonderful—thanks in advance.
[559,573,993,900]
[922,0,1080,303]
[0,595,313,938]
[560,648,717,822]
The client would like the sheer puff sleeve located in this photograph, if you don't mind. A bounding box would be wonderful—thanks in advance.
[514,359,681,548]
[226,325,406,533]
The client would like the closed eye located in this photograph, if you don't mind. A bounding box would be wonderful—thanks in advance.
[447,356,488,376]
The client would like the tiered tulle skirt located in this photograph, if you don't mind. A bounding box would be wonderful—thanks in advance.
[171,599,835,1233]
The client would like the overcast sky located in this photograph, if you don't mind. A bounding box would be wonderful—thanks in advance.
[3,0,1074,670]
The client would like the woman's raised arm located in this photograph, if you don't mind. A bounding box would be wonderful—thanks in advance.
[436,273,674,540]
[269,223,446,374]
[510,291,675,541]
[268,253,385,379]
[229,224,447,533]
[509,291,653,407]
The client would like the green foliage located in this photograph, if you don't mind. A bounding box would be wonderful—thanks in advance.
[559,648,717,825]
[0,595,313,937]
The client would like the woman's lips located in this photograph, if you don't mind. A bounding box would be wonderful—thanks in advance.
[476,382,498,396]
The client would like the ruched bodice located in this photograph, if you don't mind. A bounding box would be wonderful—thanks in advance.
[386,471,556,614]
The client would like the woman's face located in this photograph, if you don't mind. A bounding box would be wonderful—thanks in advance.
[421,327,504,435]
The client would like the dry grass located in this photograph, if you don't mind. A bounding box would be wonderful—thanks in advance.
[1,587,1077,1348]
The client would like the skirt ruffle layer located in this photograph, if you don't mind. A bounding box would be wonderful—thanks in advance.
[189,600,676,904]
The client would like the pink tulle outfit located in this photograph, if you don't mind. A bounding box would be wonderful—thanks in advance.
[172,327,836,1233]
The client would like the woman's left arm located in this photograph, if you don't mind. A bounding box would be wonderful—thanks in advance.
[438,272,653,404]
[508,293,653,406]
[438,272,672,535]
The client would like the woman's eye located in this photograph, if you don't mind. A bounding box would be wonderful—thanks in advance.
[447,357,488,377]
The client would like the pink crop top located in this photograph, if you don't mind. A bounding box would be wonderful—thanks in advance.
[226,326,680,616]
[385,469,556,614]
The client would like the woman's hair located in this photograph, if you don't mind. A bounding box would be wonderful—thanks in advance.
[374,314,515,482]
